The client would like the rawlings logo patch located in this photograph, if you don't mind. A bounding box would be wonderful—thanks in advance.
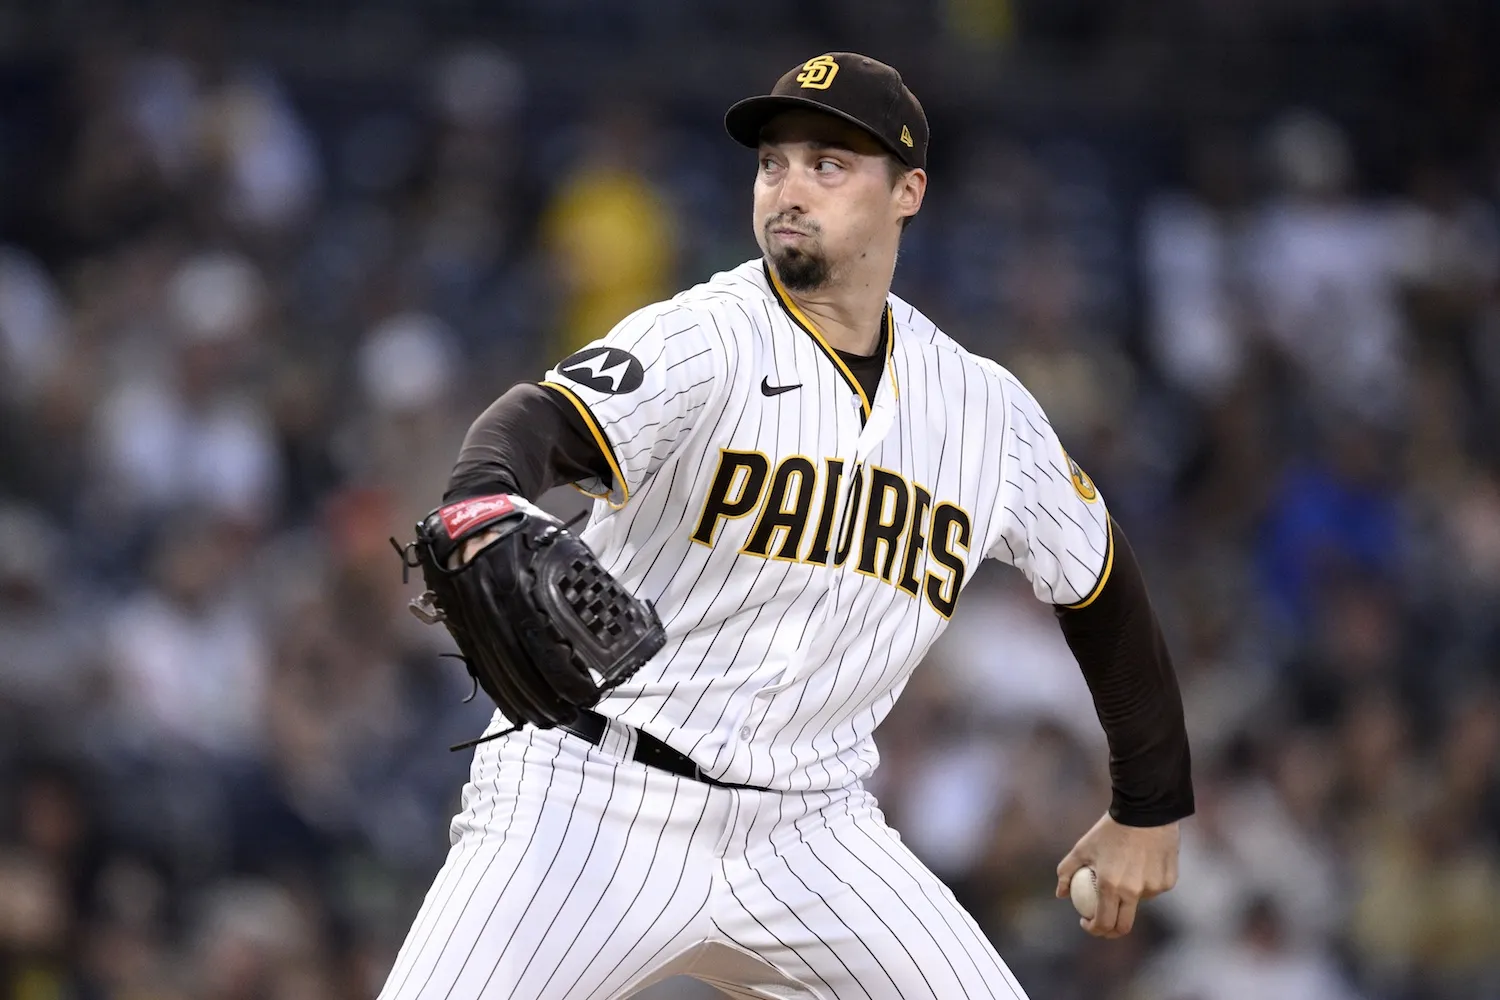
[439,495,516,537]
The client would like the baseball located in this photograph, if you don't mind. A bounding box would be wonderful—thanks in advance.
[1069,866,1099,920]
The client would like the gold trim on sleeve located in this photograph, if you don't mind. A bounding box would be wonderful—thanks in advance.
[1064,516,1114,610]
[540,380,630,509]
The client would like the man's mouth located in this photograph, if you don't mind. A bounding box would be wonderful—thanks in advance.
[767,217,814,239]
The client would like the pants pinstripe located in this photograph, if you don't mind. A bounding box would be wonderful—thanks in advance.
[378,725,1030,1000]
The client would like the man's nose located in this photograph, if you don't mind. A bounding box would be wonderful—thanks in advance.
[774,165,813,216]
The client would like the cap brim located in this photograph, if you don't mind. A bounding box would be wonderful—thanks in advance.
[724,94,913,165]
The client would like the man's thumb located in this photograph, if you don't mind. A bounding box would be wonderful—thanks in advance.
[1056,852,1082,898]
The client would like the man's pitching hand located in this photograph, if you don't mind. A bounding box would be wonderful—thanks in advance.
[1056,813,1179,938]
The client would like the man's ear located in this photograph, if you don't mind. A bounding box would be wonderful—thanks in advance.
[896,167,927,224]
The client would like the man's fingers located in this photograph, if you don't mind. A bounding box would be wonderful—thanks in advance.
[1142,879,1173,901]
[1139,860,1176,901]
[1056,852,1085,898]
[1091,874,1148,938]
[1114,894,1139,936]
[459,528,504,566]
[1084,886,1121,937]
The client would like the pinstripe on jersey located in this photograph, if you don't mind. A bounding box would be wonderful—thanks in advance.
[378,722,1031,1000]
[535,259,1111,792]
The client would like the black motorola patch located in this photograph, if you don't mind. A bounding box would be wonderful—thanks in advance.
[555,347,645,395]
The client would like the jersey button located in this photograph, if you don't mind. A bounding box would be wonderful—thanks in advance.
[739,726,752,740]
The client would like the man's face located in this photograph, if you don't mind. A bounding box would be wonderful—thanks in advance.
[753,110,912,292]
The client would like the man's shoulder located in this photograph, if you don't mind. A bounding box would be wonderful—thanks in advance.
[621,260,770,339]
[889,292,1017,391]
[590,262,767,365]
[672,259,773,319]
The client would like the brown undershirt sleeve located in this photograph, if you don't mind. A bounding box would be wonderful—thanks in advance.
[1054,517,1195,827]
[444,382,613,503]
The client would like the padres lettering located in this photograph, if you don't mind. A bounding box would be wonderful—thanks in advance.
[796,54,839,90]
[692,450,971,618]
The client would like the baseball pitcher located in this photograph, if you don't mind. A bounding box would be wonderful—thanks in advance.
[381,52,1193,1000]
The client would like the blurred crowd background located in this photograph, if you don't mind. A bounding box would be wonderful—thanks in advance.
[2,0,1499,998]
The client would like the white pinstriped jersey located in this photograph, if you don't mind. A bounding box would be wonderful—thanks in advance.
[540,258,1112,792]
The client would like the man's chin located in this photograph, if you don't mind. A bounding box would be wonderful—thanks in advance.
[770,248,829,292]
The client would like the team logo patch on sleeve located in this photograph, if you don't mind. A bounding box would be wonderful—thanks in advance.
[556,347,645,394]
[1065,451,1099,502]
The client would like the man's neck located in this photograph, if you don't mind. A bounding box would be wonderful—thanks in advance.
[772,262,893,357]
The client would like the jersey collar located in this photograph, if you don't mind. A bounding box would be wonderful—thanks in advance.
[763,260,895,421]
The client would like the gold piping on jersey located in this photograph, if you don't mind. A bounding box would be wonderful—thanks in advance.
[763,261,895,420]
[541,381,630,509]
[1064,515,1114,609]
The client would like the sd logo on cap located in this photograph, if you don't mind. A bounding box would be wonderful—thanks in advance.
[795,55,839,90]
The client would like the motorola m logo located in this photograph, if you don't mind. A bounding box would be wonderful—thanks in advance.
[557,347,645,395]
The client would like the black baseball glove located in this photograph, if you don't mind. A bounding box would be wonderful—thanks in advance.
[397,494,666,750]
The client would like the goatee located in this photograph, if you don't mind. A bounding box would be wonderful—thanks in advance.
[772,248,830,291]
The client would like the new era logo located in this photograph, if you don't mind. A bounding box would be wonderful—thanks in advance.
[900,125,914,148]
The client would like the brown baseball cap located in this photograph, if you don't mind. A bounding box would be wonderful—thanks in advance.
[725,52,928,170]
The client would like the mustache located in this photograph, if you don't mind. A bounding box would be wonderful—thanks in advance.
[764,214,821,236]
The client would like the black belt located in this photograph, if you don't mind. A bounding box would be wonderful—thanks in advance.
[560,710,766,791]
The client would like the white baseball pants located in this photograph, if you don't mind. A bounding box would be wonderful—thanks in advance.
[378,723,1030,1000]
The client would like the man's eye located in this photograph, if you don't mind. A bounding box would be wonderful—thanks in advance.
[816,159,841,173]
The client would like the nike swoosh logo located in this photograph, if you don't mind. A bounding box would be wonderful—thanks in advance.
[761,377,802,397]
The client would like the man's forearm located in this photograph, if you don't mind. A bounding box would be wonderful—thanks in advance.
[1055,517,1194,826]
[445,382,612,502]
